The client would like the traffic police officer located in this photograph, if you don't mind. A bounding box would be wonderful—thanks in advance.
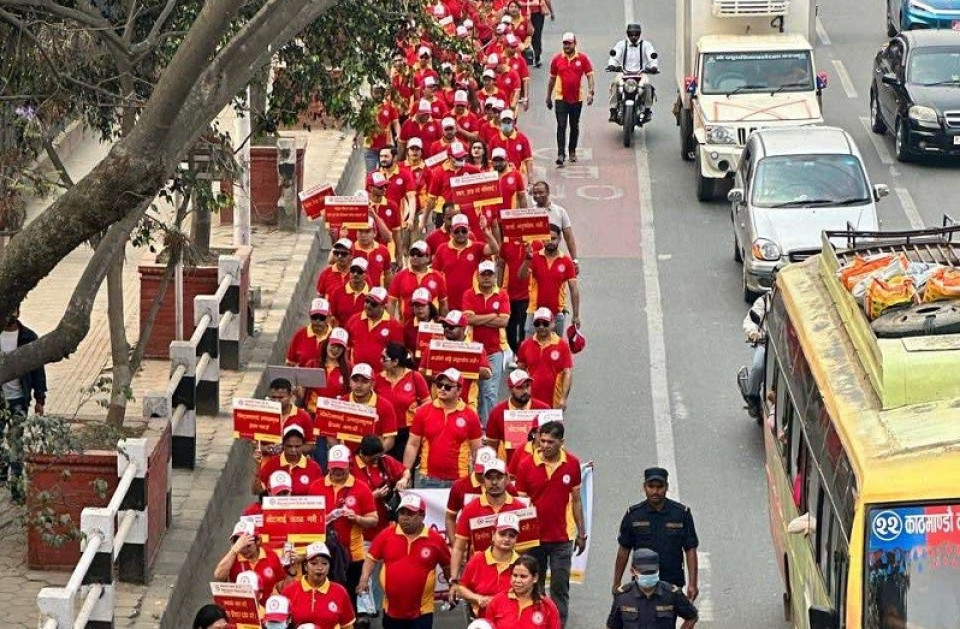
[613,467,700,601]
[607,549,698,629]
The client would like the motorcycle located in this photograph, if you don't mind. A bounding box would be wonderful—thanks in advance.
[606,60,658,148]
[737,306,766,424]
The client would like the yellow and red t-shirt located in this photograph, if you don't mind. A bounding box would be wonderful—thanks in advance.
[460,548,520,618]
[455,493,528,552]
[462,287,510,356]
[307,474,377,562]
[258,453,324,496]
[432,240,488,311]
[281,577,356,629]
[344,311,404,369]
[375,368,431,429]
[228,547,285,606]
[549,51,594,104]
[368,524,452,620]
[514,449,581,544]
[526,251,576,315]
[388,268,448,324]
[516,334,573,408]
[486,591,562,629]
[410,399,482,480]
[286,325,330,368]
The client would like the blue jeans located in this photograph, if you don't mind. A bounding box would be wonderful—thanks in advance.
[414,471,453,489]
[478,351,504,428]
[524,312,567,338]
[364,148,380,173]
[747,344,766,401]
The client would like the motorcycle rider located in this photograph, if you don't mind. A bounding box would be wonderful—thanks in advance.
[742,293,769,419]
[606,23,658,124]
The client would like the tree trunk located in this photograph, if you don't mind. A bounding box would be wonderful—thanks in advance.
[104,249,131,428]
[192,179,212,260]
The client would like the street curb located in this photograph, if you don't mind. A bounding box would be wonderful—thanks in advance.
[122,132,361,629]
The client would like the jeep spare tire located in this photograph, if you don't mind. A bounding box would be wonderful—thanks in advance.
[871,301,960,338]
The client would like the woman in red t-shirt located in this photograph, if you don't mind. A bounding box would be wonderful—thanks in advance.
[375,343,430,460]
[485,555,561,629]
[306,329,352,411]
[455,513,521,618]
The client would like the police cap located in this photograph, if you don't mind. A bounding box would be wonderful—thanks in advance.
[632,548,659,571]
[643,467,668,484]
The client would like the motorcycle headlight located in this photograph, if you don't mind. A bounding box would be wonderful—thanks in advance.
[908,105,939,127]
[624,78,639,93]
[751,238,782,262]
[706,125,736,145]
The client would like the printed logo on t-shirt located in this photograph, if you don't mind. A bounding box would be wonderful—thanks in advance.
[428,279,438,290]
[562,474,571,485]
[301,474,311,485]
[264,567,275,579]
[385,209,393,217]
[492,301,500,309]
[574,60,581,68]
[532,611,545,625]
[404,382,413,392]
[329,602,339,613]
[345,496,357,508]
[455,417,466,428]
[381,328,391,337]
[375,254,385,263]
[397,178,404,185]
[420,547,433,560]
[550,350,560,361]
[516,143,523,152]
[557,264,566,273]
[467,253,475,262]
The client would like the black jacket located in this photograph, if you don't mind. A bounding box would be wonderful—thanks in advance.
[2,322,47,404]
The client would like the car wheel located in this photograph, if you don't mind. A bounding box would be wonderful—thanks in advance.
[895,117,915,162]
[695,147,716,201]
[742,264,759,303]
[870,90,887,134]
[733,222,743,263]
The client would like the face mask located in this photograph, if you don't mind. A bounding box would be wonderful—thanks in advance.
[501,122,514,134]
[265,622,287,629]
[637,572,659,588]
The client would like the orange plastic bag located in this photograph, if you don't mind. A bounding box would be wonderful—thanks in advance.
[923,267,960,303]
[864,275,919,320]
[839,253,908,291]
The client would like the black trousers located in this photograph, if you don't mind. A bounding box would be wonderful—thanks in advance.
[555,100,583,156]
[507,299,529,354]
[383,613,434,629]
[347,559,364,611]
[531,13,546,63]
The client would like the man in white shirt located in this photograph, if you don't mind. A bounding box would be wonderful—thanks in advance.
[530,181,579,273]
[607,23,658,123]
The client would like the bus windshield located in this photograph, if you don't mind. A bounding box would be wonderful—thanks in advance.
[865,504,960,628]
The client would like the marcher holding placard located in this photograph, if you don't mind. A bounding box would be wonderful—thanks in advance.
[433,214,498,311]
[316,238,354,298]
[242,470,293,522]
[265,378,316,455]
[483,369,550,459]
[422,141,481,232]
[351,219,394,289]
[286,298,332,372]
[433,310,492,409]
[375,343,430,460]
[254,425,324,496]
[519,225,580,336]
[281,542,356,629]
[454,512,522,620]
[308,445,378,613]
[397,367,483,490]
[445,445,499,543]
[491,147,529,215]
[214,521,286,606]
[333,363,398,454]
[388,240,448,325]
[344,287,403,371]
[403,288,442,364]
[329,258,372,326]
[308,328,351,412]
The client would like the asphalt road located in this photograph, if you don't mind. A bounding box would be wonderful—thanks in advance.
[186,0,960,627]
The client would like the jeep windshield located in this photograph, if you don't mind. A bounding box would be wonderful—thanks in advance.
[864,503,960,629]
[700,51,814,95]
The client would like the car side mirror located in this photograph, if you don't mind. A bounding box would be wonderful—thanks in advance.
[881,73,900,86]
[728,188,744,204]
[684,76,698,94]
[816,71,829,90]
[873,183,890,201]
[808,606,838,629]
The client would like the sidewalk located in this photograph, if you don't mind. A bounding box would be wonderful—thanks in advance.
[1,119,358,626]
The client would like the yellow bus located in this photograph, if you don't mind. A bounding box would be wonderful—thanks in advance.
[762,223,960,629]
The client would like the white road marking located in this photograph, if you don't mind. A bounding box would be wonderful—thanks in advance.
[859,116,895,166]
[816,17,832,46]
[831,59,859,99]
[895,187,925,229]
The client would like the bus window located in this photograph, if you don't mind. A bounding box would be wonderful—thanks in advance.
[805,462,822,556]
[829,513,848,620]
[791,423,807,508]
[819,498,834,582]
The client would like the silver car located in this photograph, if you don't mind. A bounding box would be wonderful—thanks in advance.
[729,126,888,302]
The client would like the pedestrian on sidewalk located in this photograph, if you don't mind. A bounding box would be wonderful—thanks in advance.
[0,305,46,501]
[545,32,595,167]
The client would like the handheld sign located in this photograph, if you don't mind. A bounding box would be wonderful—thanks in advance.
[298,183,335,220]
[323,196,370,230]
[416,321,445,359]
[210,582,262,629]
[503,409,563,449]
[424,151,448,168]
[450,171,502,207]
[261,495,326,550]
[315,396,379,442]
[266,365,327,389]
[500,208,551,243]
[233,398,283,443]
[426,339,484,379]
[467,503,539,552]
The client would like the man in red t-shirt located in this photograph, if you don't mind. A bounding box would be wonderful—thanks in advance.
[422,141,481,230]
[490,146,529,215]
[432,213,499,311]
[365,85,400,172]
[316,238,353,297]
[519,225,580,334]
[367,172,403,262]
[399,99,442,160]
[463,260,510,425]
[388,240,449,324]
[487,109,533,181]
[344,286,404,370]
[484,369,551,460]
[517,307,574,409]
[546,32,595,166]
[375,147,417,228]
[452,90,481,143]
[328,257,372,326]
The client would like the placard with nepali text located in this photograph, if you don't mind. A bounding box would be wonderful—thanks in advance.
[232,398,282,444]
[416,321,445,359]
[426,339,484,379]
[323,196,370,230]
[500,208,551,243]
[314,396,379,442]
[261,495,326,551]
[210,582,262,629]
[298,183,335,220]
[450,171,502,207]
[502,409,564,449]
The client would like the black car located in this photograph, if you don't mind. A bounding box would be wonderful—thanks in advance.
[870,29,960,162]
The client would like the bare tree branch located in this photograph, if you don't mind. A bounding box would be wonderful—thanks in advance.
[0,0,130,58]
[130,0,177,56]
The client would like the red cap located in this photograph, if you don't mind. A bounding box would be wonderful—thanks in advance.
[567,325,587,354]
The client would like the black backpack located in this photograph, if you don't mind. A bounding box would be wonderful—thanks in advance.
[324,524,351,585]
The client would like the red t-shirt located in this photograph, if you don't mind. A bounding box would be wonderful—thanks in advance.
[486,592,562,629]
[496,69,523,102]
[368,102,400,151]
[370,198,402,232]
[460,549,519,618]
[316,264,350,298]
[368,525,452,620]
[507,55,530,83]
[495,168,526,214]
[454,493,527,550]
[488,130,533,173]
[410,400,483,480]
[432,240,488,310]
[400,119,443,157]
[549,52,594,104]
[258,454,324,496]
[377,164,416,213]
[527,251,576,314]
[445,473,483,515]
[286,326,330,368]
[517,334,574,408]
[425,227,452,255]
[228,548,285,606]
[500,240,535,301]
[303,362,351,414]
[514,449,582,543]
[351,453,406,540]
[328,283,370,326]
[375,369,430,429]
[485,398,551,452]
[352,243,392,288]
[461,288,509,355]
[282,578,356,628]
[454,110,482,142]
[307,475,377,561]
[389,268,448,324]
[345,312,404,370]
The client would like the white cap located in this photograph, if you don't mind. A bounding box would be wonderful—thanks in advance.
[407,137,423,149]
[463,18,474,28]
[484,96,499,107]
[236,570,261,591]
[268,470,293,495]
[456,25,468,37]
[487,53,500,66]
[367,286,389,304]
[410,240,430,254]
[309,297,330,316]
[454,90,469,104]
[468,621,495,629]
[418,45,432,56]
[474,446,498,474]
[351,363,374,380]
[423,75,437,88]
[483,457,507,476]
[432,3,447,16]
[506,33,520,47]
[450,141,468,158]
[451,214,470,228]
[327,444,351,469]
[482,68,496,79]
[533,307,553,323]
[500,14,513,24]
[412,287,432,304]
[495,512,521,532]
[329,327,349,346]
[231,520,255,539]
[349,257,369,271]
[264,595,291,622]
[491,147,508,160]
[417,99,433,114]
[334,237,353,250]
[370,171,388,187]
[437,367,464,384]
[282,424,305,439]
[354,189,369,200]
[500,109,516,120]
[495,98,506,110]
[443,309,468,327]
[398,493,425,513]
[478,260,497,274]
[508,369,532,387]
[441,116,456,129]
[495,23,507,34]
[305,541,332,560]
[562,31,576,42]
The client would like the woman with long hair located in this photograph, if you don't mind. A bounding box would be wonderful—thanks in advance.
[469,140,490,169]
[485,555,561,629]
[306,328,351,467]
[374,343,430,460]
[454,512,522,619]
[281,542,356,629]
[192,604,228,629]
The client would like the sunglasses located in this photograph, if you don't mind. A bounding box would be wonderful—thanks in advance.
[452,228,469,235]
[365,299,381,307]
[436,382,458,391]
[333,250,349,257]
[310,314,327,321]
[533,320,551,328]
[409,250,427,257]
[350,268,366,275]
[351,375,371,382]
[409,146,422,151]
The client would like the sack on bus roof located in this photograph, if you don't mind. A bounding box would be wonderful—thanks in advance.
[851,257,907,306]
[864,275,920,321]
[922,267,960,304]
[839,253,909,292]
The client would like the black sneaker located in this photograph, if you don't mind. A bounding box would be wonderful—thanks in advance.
[642,108,653,123]
[555,155,565,167]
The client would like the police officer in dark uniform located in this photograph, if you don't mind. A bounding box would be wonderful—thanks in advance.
[613,467,700,601]
[607,549,698,629]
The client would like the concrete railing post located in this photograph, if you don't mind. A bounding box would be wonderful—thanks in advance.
[80,508,114,628]
[169,340,197,469]
[219,255,242,370]
[194,294,220,416]
[116,438,149,584]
